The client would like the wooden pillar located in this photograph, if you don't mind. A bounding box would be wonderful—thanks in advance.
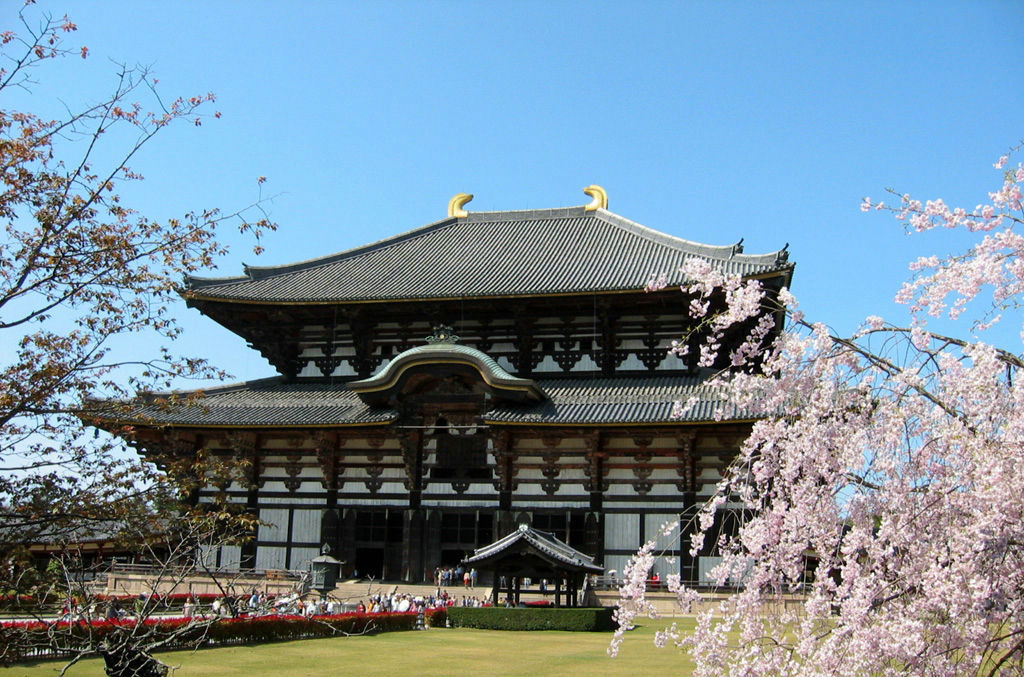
[493,431,514,512]
[400,430,423,510]
[227,431,260,570]
[491,569,500,605]
[677,431,699,585]
[554,575,561,608]
[403,509,425,582]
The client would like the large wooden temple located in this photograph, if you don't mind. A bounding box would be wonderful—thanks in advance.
[115,188,794,584]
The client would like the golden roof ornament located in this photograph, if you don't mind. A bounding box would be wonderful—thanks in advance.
[426,324,460,344]
[448,193,473,218]
[583,185,608,211]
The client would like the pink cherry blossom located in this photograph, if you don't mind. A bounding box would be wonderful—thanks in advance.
[617,144,1024,677]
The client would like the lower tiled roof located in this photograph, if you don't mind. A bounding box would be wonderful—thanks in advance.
[487,375,740,424]
[108,374,745,428]
[109,379,395,428]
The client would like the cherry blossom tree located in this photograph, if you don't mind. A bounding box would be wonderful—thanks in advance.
[0,8,274,537]
[0,6,272,665]
[612,146,1024,677]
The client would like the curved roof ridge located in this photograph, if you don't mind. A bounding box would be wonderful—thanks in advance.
[593,207,786,265]
[190,215,463,288]
[348,343,545,404]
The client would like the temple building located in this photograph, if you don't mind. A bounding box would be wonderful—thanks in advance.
[112,187,794,584]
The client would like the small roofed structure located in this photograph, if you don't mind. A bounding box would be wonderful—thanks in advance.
[464,523,604,608]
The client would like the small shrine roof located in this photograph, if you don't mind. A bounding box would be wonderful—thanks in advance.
[463,523,604,573]
[185,205,792,304]
[98,373,745,429]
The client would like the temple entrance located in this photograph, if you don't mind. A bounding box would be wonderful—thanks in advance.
[354,547,384,580]
[440,511,492,563]
[352,509,403,580]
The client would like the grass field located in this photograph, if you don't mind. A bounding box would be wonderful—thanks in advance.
[14,621,693,677]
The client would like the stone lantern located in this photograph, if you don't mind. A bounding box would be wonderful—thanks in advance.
[309,544,344,601]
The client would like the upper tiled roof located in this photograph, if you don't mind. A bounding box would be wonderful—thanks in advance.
[100,373,745,428]
[186,206,792,303]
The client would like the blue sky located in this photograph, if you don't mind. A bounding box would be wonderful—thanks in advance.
[6,1,1023,387]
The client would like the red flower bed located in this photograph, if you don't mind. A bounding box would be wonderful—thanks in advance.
[1,611,419,662]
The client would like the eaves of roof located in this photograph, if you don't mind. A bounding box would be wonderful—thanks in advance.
[184,206,792,305]
[94,373,749,429]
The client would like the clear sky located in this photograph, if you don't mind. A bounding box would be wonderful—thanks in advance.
[6,1,1023,387]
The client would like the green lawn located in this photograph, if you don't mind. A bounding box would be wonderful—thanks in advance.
[14,621,693,677]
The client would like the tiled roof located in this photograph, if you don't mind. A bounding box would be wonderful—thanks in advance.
[463,524,604,573]
[486,375,745,424]
[103,373,744,428]
[106,378,395,428]
[186,206,792,303]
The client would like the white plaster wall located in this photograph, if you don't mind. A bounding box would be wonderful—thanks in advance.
[533,355,560,373]
[218,545,241,570]
[657,352,687,370]
[644,514,679,544]
[289,548,320,571]
[199,545,217,568]
[619,353,646,370]
[258,508,289,541]
[330,360,357,377]
[698,556,724,586]
[572,354,599,371]
[603,555,630,578]
[511,483,548,497]
[559,468,586,481]
[604,512,639,550]
[291,510,321,543]
[375,481,407,494]
[296,466,322,480]
[256,495,322,506]
[256,546,286,571]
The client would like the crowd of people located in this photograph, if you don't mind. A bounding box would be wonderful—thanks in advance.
[173,584,491,621]
[433,565,478,588]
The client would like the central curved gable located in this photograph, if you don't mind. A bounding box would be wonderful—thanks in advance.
[348,344,545,407]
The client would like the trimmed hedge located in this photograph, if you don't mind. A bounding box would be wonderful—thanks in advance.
[424,607,446,628]
[0,592,225,612]
[1,612,419,663]
[447,607,614,632]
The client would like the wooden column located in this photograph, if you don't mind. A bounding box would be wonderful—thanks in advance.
[400,430,423,509]
[677,431,699,584]
[493,430,514,512]
[227,431,259,569]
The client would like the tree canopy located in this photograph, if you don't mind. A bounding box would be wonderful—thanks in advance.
[0,5,272,606]
[613,145,1024,677]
